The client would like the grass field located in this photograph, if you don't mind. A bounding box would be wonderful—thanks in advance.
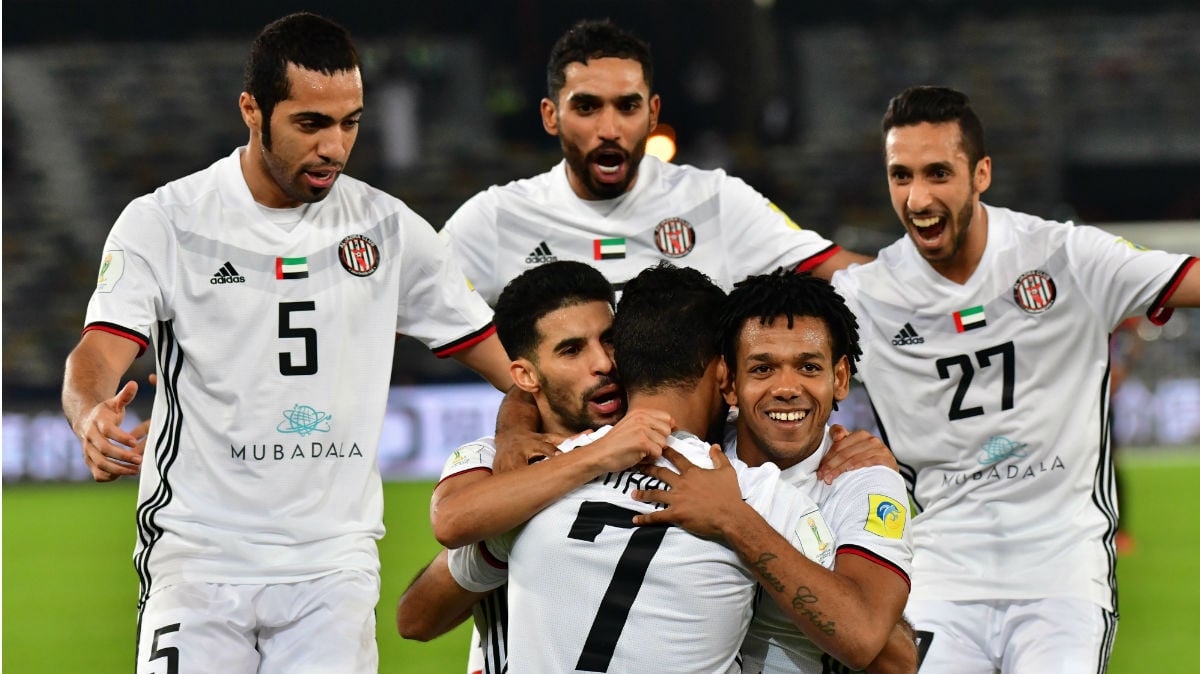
[4,450,1199,673]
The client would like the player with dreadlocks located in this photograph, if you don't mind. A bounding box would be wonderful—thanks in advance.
[635,269,919,673]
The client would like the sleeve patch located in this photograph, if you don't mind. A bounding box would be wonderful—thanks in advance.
[792,507,836,567]
[96,250,126,293]
[864,494,907,539]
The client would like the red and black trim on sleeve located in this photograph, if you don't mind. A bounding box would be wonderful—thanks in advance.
[794,244,841,274]
[1147,256,1196,326]
[434,465,493,490]
[479,540,508,570]
[83,321,150,357]
[836,543,910,588]
[432,323,496,358]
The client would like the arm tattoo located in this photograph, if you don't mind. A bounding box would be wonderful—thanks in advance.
[752,552,786,593]
[792,585,836,636]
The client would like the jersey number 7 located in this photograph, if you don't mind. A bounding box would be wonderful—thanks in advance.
[568,501,670,672]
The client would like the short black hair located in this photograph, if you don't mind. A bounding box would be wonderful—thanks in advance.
[881,85,987,169]
[243,12,360,149]
[613,262,725,395]
[720,269,862,374]
[494,261,615,361]
[546,18,654,101]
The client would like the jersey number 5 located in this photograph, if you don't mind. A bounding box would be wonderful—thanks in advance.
[935,341,1015,420]
[279,302,318,376]
[568,501,669,672]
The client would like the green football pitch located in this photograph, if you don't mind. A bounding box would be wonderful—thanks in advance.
[5,450,1198,673]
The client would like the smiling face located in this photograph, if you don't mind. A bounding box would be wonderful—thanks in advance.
[240,63,363,208]
[885,121,992,283]
[542,57,660,201]
[725,315,850,470]
[513,300,625,435]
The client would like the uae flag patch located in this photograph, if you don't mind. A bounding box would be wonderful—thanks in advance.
[953,305,986,332]
[276,256,309,280]
[594,238,626,260]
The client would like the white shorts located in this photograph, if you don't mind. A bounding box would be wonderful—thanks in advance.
[136,570,379,674]
[906,597,1117,674]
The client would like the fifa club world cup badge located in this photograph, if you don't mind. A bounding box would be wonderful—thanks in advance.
[1012,270,1056,313]
[654,217,695,258]
[339,234,379,277]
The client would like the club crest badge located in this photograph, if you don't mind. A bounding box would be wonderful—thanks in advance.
[339,234,379,277]
[654,217,695,258]
[1012,270,1056,313]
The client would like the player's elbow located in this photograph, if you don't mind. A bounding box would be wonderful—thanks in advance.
[395,602,440,641]
[430,515,472,549]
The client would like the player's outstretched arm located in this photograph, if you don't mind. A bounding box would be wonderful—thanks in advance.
[396,549,488,642]
[1165,258,1200,307]
[62,330,143,482]
[432,409,672,548]
[448,333,514,391]
[809,248,874,281]
[815,424,898,484]
[633,446,908,671]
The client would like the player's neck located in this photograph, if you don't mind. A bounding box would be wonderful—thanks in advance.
[626,389,715,439]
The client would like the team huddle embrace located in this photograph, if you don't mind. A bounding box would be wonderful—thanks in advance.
[61,11,1198,674]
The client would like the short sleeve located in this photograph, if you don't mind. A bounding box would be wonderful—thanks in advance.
[393,206,496,356]
[719,175,839,275]
[447,537,510,593]
[83,198,175,354]
[1066,225,1193,328]
[438,438,497,483]
[441,192,504,306]
[825,466,913,584]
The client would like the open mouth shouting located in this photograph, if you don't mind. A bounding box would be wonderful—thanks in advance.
[588,382,625,420]
[590,146,629,185]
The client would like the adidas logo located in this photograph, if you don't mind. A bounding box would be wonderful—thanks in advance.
[210,261,246,285]
[525,241,558,264]
[892,322,924,346]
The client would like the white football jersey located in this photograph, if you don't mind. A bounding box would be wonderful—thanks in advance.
[441,156,839,304]
[832,204,1194,612]
[439,437,509,674]
[733,428,914,674]
[84,148,495,602]
[452,427,829,673]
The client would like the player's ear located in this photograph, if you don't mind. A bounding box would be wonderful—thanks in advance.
[510,358,541,395]
[239,92,260,132]
[833,355,851,402]
[648,93,661,131]
[541,98,559,136]
[720,357,738,407]
[973,155,992,195]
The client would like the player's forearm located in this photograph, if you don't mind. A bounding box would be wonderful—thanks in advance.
[61,338,131,431]
[432,450,613,548]
[720,507,895,670]
[864,619,918,674]
[396,551,485,641]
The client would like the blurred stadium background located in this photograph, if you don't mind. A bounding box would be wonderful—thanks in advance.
[3,1,1198,671]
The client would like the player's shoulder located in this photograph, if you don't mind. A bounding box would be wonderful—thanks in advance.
[145,152,231,211]
[828,464,908,500]
[443,436,498,471]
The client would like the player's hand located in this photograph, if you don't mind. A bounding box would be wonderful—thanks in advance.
[493,429,567,473]
[816,424,897,484]
[631,445,747,539]
[77,380,143,482]
[581,408,673,474]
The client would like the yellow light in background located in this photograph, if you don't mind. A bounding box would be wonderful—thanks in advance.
[646,123,677,162]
